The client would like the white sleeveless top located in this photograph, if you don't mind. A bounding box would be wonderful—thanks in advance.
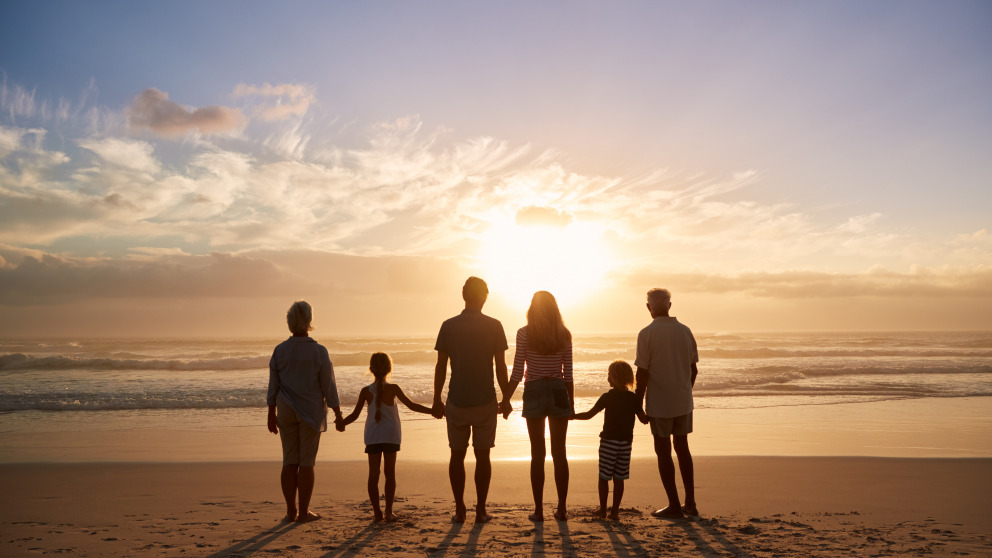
[364,382,401,446]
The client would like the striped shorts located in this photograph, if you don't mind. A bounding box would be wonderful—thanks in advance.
[598,438,632,481]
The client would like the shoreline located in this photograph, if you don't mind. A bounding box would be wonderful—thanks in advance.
[3,457,990,556]
[2,396,990,464]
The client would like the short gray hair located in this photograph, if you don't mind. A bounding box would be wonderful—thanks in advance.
[646,288,671,313]
[286,300,313,335]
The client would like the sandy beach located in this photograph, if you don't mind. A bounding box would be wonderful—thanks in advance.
[2,396,992,556]
[2,457,990,556]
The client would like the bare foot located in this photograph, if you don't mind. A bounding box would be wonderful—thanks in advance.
[452,504,467,524]
[592,509,607,519]
[554,508,567,522]
[282,509,297,522]
[475,512,492,523]
[528,512,544,522]
[682,503,699,516]
[385,512,400,523]
[296,511,322,523]
[608,510,620,521]
[373,511,385,523]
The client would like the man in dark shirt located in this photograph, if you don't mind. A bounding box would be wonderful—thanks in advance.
[433,276,510,523]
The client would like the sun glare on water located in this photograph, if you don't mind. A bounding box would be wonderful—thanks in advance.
[478,215,614,313]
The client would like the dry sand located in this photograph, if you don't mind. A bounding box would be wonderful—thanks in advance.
[3,457,990,557]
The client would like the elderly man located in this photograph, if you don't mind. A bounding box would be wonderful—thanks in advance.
[635,288,699,519]
[433,276,510,523]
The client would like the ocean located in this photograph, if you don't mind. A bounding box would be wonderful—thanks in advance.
[2,331,990,462]
[2,331,990,413]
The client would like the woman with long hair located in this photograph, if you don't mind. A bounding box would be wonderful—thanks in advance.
[499,290,574,521]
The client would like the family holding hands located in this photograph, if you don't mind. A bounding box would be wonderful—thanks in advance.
[267,277,699,525]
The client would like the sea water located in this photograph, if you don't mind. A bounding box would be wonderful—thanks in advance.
[1,332,990,461]
[2,332,990,413]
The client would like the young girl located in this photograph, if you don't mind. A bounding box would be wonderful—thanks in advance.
[341,353,433,522]
[571,360,648,520]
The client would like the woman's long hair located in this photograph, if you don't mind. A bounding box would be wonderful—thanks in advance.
[369,353,392,422]
[526,291,571,355]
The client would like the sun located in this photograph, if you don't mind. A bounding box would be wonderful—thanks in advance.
[478,213,614,313]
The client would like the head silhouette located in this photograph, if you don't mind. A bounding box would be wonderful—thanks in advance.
[526,290,571,354]
[286,300,313,335]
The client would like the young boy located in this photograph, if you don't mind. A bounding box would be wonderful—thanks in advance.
[571,360,648,520]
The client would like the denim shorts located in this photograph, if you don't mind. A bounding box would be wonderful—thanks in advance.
[521,378,572,419]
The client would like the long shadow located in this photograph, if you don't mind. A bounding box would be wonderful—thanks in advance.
[206,520,299,557]
[685,517,747,557]
[458,520,488,557]
[602,519,650,557]
[428,520,464,556]
[320,523,381,557]
[555,518,577,557]
[529,520,545,558]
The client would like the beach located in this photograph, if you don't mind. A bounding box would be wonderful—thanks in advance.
[2,396,991,556]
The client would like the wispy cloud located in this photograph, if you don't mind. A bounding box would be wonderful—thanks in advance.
[232,82,315,122]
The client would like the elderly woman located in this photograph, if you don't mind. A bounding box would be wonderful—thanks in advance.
[267,300,343,523]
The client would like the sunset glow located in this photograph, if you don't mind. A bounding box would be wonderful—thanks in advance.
[0,2,989,336]
[479,214,614,312]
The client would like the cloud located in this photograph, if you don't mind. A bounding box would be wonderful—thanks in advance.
[76,137,160,174]
[0,247,467,305]
[515,205,574,227]
[127,88,245,137]
[616,266,992,299]
[232,82,315,121]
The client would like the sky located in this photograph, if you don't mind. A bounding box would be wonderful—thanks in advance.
[1,0,991,337]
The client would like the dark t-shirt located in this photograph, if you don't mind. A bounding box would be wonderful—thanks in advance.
[434,309,508,408]
[594,389,642,442]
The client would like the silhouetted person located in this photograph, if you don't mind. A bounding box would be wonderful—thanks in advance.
[340,352,434,523]
[635,288,699,519]
[500,290,574,522]
[267,300,343,523]
[433,277,510,523]
[571,360,648,520]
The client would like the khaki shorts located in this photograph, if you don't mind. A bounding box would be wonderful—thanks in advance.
[649,412,693,437]
[278,398,321,466]
[445,399,498,451]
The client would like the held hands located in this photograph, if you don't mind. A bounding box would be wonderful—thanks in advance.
[334,414,345,432]
[498,400,512,419]
[431,400,446,419]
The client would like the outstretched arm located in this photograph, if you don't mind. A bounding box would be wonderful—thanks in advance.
[572,398,605,421]
[394,386,433,415]
[341,388,371,427]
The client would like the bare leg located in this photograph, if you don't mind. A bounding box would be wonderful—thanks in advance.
[449,448,468,522]
[297,466,315,517]
[653,435,683,517]
[673,435,696,514]
[595,478,608,518]
[473,447,492,522]
[384,452,397,521]
[368,453,384,521]
[280,464,299,521]
[549,416,569,521]
[526,417,547,521]
[610,479,625,520]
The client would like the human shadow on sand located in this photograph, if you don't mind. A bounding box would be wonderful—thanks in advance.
[320,523,386,557]
[601,519,651,557]
[206,520,299,557]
